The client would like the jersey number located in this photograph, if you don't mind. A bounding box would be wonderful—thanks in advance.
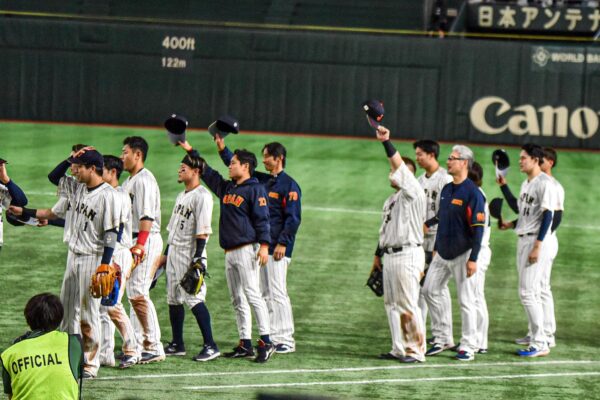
[83,221,89,231]
[180,220,185,230]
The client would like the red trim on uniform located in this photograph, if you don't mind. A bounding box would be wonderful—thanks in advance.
[466,205,473,226]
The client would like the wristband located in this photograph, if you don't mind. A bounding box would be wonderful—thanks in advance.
[382,140,397,158]
[193,238,206,258]
[22,207,38,219]
[136,230,150,246]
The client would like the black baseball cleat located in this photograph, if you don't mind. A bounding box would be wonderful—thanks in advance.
[224,341,255,358]
[193,344,221,362]
[139,352,166,364]
[399,355,422,364]
[119,355,138,369]
[164,342,186,356]
[255,339,275,363]
[378,352,401,360]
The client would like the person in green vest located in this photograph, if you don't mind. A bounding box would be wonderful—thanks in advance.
[1,293,83,399]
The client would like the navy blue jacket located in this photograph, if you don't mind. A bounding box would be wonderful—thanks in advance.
[434,178,485,261]
[193,149,270,251]
[219,147,302,257]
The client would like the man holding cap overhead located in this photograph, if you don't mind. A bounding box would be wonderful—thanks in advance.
[11,148,120,377]
[0,159,28,253]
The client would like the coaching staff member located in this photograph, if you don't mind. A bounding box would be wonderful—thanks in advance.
[1,293,83,399]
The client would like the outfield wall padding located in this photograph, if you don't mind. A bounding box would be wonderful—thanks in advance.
[1,17,599,149]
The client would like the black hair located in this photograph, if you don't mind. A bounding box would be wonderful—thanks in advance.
[181,155,205,174]
[522,143,545,166]
[262,142,287,168]
[24,293,64,331]
[543,147,558,169]
[123,136,149,161]
[402,157,417,174]
[468,161,483,187]
[71,144,87,152]
[413,139,440,160]
[234,149,257,175]
[103,155,124,179]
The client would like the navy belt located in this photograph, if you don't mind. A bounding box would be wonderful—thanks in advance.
[384,244,421,254]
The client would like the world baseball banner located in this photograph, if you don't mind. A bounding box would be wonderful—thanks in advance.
[467,3,600,35]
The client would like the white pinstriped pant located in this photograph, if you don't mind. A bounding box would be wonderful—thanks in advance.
[127,232,164,355]
[539,232,558,343]
[99,247,140,364]
[383,246,426,361]
[166,245,207,308]
[260,256,295,347]
[423,250,479,354]
[225,244,270,339]
[516,235,552,350]
[59,249,80,335]
[474,246,491,350]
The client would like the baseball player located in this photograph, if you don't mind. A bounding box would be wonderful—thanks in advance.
[120,136,165,364]
[11,149,121,378]
[179,140,275,363]
[422,145,486,362]
[413,140,453,341]
[498,143,554,357]
[0,159,28,253]
[160,150,220,362]
[98,155,140,369]
[372,127,426,363]
[467,162,491,354]
[214,135,302,354]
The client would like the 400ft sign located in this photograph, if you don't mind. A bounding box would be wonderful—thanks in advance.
[470,96,600,139]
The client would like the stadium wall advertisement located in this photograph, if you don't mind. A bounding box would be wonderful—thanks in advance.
[0,17,599,149]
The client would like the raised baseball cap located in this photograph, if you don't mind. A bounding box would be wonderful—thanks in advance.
[68,149,104,171]
[0,158,7,164]
[208,115,239,138]
[165,114,188,145]
[492,149,510,178]
[361,99,385,129]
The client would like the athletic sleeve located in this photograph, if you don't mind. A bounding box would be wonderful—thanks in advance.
[201,164,228,199]
[194,191,213,236]
[48,160,70,186]
[277,181,302,246]
[250,186,271,245]
[1,356,11,395]
[5,180,27,207]
[389,163,424,202]
[500,184,519,213]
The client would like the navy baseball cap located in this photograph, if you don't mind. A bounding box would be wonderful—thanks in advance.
[69,149,104,171]
[165,114,188,145]
[362,99,384,128]
[208,115,239,138]
[0,158,6,164]
[492,149,510,178]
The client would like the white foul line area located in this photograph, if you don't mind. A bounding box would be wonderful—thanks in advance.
[91,360,600,391]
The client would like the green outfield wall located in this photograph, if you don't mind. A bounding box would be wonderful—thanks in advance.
[1,16,599,149]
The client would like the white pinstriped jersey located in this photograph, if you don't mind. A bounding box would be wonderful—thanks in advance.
[0,184,12,246]
[121,168,161,234]
[418,167,452,251]
[167,185,213,248]
[378,163,426,249]
[479,187,491,248]
[547,175,565,212]
[61,179,120,255]
[515,173,554,236]
[115,186,133,249]
[55,176,80,244]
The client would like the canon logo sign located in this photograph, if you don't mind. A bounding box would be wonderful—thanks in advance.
[470,96,600,139]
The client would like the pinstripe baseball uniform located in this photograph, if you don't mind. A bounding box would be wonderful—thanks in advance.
[0,184,11,248]
[166,186,213,308]
[54,178,81,335]
[423,178,486,356]
[378,163,427,361]
[99,186,140,365]
[121,168,164,356]
[417,168,453,334]
[539,175,564,347]
[475,187,491,351]
[61,178,120,376]
[515,172,554,351]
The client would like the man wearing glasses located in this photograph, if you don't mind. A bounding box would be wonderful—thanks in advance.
[422,145,486,362]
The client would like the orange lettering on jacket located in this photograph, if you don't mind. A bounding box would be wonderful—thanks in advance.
[288,191,299,201]
[258,197,267,206]
[223,194,245,207]
[451,199,463,206]
[268,192,280,199]
[476,212,485,222]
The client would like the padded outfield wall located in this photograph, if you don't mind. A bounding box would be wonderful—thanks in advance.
[1,16,599,149]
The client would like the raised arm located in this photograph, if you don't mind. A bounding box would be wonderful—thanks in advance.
[0,164,27,207]
[375,126,403,170]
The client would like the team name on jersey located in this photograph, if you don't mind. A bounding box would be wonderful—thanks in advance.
[223,194,245,207]
[451,199,463,206]
[520,192,535,205]
[173,203,193,219]
[73,201,97,221]
[10,353,63,374]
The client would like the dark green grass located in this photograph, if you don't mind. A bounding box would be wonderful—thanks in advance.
[1,122,599,399]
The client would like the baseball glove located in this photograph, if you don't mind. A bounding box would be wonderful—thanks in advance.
[366,265,384,297]
[90,263,121,299]
[180,257,209,295]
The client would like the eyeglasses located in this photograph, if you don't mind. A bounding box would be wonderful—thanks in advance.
[447,156,466,161]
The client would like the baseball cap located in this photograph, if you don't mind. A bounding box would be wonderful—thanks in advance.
[492,149,510,178]
[68,149,104,171]
[0,158,7,165]
[165,114,188,145]
[208,115,239,138]
[361,99,385,129]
